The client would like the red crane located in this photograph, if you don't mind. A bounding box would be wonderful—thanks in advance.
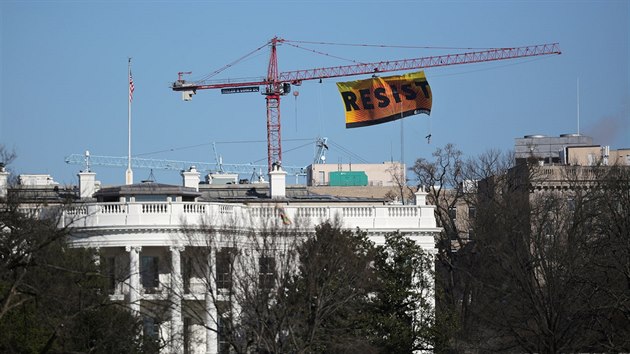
[172,37,561,171]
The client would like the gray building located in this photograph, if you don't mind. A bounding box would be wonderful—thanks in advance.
[514,134,594,165]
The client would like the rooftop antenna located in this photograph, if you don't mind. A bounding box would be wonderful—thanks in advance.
[212,142,224,173]
[84,150,91,172]
[390,140,393,163]
[400,99,404,166]
[426,114,432,144]
[142,169,156,183]
[577,77,580,135]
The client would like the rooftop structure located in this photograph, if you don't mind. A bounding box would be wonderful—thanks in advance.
[307,161,404,187]
[514,133,594,165]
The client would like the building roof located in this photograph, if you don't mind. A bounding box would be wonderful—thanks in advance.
[198,183,386,204]
[94,182,201,199]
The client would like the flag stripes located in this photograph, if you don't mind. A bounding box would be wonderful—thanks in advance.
[129,71,135,102]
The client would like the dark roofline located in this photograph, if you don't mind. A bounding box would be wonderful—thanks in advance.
[94,182,201,198]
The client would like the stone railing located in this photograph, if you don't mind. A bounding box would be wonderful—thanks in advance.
[63,198,437,231]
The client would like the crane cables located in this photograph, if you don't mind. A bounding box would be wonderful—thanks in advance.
[283,40,500,51]
[192,39,502,85]
[327,139,369,164]
[281,40,507,75]
[283,41,365,65]
[194,40,269,83]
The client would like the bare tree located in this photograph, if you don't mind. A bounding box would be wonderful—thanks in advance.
[467,159,630,352]
[177,207,439,354]
[178,207,307,354]
[0,145,16,170]
[0,152,142,353]
[385,162,415,205]
[409,144,471,350]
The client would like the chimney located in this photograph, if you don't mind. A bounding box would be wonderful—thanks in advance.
[78,171,97,199]
[269,163,287,199]
[0,165,9,199]
[414,189,428,206]
[182,166,200,191]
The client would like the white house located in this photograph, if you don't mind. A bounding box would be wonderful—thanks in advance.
[62,165,440,354]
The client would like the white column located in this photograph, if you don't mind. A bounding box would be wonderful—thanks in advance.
[206,249,218,354]
[170,246,185,353]
[92,247,100,266]
[126,246,142,314]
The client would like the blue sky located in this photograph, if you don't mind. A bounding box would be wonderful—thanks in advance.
[1,0,628,186]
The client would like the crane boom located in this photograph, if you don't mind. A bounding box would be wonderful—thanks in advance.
[172,42,561,90]
[64,154,306,176]
[172,38,561,171]
[279,43,561,83]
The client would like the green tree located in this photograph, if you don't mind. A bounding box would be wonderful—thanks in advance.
[370,232,435,352]
[284,221,379,353]
[181,216,438,353]
[0,149,142,353]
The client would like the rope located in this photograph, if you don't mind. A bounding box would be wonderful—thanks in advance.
[283,42,363,64]
[285,39,498,51]
[196,41,269,82]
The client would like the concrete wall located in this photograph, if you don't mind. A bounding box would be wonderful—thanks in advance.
[307,162,405,187]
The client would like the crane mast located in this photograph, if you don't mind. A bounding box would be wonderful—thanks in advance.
[265,37,283,170]
[172,38,561,171]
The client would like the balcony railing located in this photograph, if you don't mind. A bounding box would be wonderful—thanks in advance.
[63,198,437,232]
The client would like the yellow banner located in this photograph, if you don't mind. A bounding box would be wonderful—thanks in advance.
[337,71,432,128]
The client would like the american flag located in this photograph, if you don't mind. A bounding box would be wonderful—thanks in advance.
[129,71,135,102]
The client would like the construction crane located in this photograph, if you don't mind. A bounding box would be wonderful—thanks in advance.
[172,38,561,171]
[64,152,306,176]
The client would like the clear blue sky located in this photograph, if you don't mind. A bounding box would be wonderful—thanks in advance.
[1,0,628,186]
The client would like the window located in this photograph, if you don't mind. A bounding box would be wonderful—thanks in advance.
[216,248,235,290]
[182,256,192,294]
[104,256,116,294]
[259,256,276,290]
[468,228,475,240]
[183,317,191,354]
[142,316,161,351]
[141,256,159,290]
[135,194,168,202]
[468,206,477,219]
[567,198,576,211]
[448,206,457,219]
[217,301,231,354]
[143,316,160,338]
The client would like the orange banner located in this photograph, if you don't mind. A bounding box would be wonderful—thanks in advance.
[337,71,432,128]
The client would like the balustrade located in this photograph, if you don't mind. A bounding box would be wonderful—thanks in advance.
[142,203,168,214]
[100,203,126,214]
[65,201,433,230]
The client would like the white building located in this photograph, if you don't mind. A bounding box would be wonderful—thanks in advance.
[59,165,440,354]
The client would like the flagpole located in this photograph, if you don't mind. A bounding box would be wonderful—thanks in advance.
[126,58,134,185]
